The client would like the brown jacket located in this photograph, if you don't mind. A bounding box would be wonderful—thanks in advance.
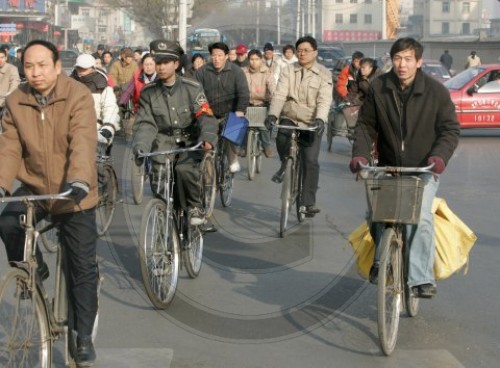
[242,64,276,106]
[0,74,98,214]
[269,61,333,125]
[109,58,138,88]
[0,62,20,107]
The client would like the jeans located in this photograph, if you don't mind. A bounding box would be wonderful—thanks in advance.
[0,186,98,337]
[371,173,439,287]
[258,127,271,149]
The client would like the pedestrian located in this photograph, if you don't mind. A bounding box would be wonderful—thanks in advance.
[195,41,250,173]
[439,49,453,72]
[241,49,276,158]
[0,39,100,366]
[265,35,333,217]
[465,50,481,68]
[349,37,460,298]
[0,46,20,109]
[132,39,218,225]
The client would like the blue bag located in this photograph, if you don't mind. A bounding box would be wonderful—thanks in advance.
[221,112,249,146]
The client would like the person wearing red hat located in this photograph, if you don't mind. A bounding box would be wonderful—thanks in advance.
[234,44,249,68]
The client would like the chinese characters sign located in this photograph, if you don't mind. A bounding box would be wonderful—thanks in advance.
[0,0,46,14]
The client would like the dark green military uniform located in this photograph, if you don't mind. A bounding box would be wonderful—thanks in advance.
[132,76,218,210]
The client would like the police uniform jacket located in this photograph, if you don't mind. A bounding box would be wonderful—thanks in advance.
[133,76,218,155]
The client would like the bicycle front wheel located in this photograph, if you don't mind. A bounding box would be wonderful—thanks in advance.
[295,152,305,223]
[218,149,233,207]
[247,130,258,180]
[131,160,145,205]
[139,199,180,309]
[280,159,294,238]
[0,269,52,367]
[200,153,216,218]
[183,225,204,279]
[96,164,118,236]
[377,227,403,356]
[327,117,334,152]
[38,218,58,254]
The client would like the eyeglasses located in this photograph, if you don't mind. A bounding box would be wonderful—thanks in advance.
[296,49,315,55]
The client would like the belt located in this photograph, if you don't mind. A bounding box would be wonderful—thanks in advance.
[159,128,190,137]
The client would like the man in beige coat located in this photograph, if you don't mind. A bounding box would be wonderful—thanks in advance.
[0,40,99,367]
[266,36,333,217]
[0,47,20,108]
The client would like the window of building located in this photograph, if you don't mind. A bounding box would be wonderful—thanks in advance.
[81,8,90,17]
[442,2,450,13]
[335,14,343,24]
[365,14,372,24]
[350,14,358,24]
[462,23,471,35]
[463,2,470,14]
[442,22,450,34]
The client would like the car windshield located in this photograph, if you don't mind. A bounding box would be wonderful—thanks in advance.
[422,64,449,79]
[444,67,486,90]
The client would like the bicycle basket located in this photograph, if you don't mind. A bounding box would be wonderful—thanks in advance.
[342,106,360,128]
[365,176,425,224]
[245,106,268,128]
[221,112,249,146]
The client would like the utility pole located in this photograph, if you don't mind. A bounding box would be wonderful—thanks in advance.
[179,0,187,50]
[296,0,301,39]
[277,0,281,45]
[256,1,260,46]
[311,0,316,38]
[382,0,387,40]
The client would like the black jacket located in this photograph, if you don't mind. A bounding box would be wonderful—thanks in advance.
[195,61,249,118]
[353,69,460,167]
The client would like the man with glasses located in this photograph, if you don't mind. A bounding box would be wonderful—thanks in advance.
[265,36,333,217]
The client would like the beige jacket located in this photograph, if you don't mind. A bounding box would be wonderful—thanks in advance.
[0,74,98,214]
[242,64,276,106]
[0,62,20,107]
[269,61,333,125]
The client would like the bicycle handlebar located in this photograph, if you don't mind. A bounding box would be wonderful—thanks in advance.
[359,163,435,175]
[138,141,204,158]
[0,189,73,204]
[271,123,317,132]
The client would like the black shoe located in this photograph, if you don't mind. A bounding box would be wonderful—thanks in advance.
[411,283,437,299]
[300,205,321,218]
[76,335,96,367]
[271,163,286,183]
[37,262,50,281]
[369,263,379,285]
[202,221,217,233]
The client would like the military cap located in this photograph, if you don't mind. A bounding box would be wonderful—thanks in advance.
[149,39,184,62]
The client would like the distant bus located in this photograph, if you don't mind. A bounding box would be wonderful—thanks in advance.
[188,28,226,49]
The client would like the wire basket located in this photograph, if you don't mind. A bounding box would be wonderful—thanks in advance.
[365,176,425,225]
[245,106,268,128]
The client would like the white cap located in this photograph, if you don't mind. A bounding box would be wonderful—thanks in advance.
[75,54,96,69]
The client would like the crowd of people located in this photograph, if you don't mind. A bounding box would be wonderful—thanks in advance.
[0,35,460,367]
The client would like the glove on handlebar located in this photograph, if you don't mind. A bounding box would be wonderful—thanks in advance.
[98,127,114,145]
[427,156,446,174]
[349,156,369,173]
[313,119,325,137]
[63,182,89,205]
[133,146,146,166]
[264,115,277,131]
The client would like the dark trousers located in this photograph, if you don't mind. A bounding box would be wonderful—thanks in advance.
[276,119,322,207]
[0,186,98,337]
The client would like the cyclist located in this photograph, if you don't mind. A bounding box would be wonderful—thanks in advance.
[0,46,21,109]
[70,54,121,151]
[0,40,100,366]
[265,36,333,217]
[195,41,250,173]
[132,39,218,226]
[263,42,281,84]
[335,51,364,104]
[241,49,276,158]
[349,37,460,298]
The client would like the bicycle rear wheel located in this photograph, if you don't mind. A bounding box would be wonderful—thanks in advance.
[96,164,118,236]
[218,148,233,207]
[377,227,403,356]
[0,269,52,367]
[247,130,258,180]
[139,199,180,309]
[183,225,204,279]
[200,153,216,218]
[131,160,145,205]
[280,158,294,238]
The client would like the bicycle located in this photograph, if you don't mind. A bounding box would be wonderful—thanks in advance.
[245,106,268,180]
[326,101,361,152]
[95,145,119,236]
[359,163,434,356]
[274,123,317,238]
[215,137,234,207]
[137,143,209,309]
[0,191,102,367]
[130,154,151,205]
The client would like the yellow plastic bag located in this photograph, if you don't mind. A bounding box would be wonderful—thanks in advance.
[348,198,477,280]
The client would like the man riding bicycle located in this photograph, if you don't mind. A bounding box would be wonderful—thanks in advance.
[265,36,333,217]
[349,37,460,298]
[132,39,218,226]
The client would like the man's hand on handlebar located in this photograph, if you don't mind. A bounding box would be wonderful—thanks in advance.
[313,119,325,137]
[264,115,277,130]
[427,156,445,174]
[133,146,146,166]
[349,156,369,173]
[63,182,89,205]
[202,141,213,152]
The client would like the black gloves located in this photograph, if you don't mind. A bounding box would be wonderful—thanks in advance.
[64,182,89,205]
[264,115,277,130]
[313,119,325,136]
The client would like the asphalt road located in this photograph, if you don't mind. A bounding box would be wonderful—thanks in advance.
[1,130,499,367]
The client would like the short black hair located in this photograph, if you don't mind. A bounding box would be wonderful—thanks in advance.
[0,48,7,57]
[390,37,424,60]
[141,52,154,64]
[191,53,205,64]
[22,40,60,65]
[209,42,229,55]
[282,44,295,54]
[102,51,112,58]
[352,51,364,60]
[0,44,9,52]
[295,36,317,51]
[248,49,262,59]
